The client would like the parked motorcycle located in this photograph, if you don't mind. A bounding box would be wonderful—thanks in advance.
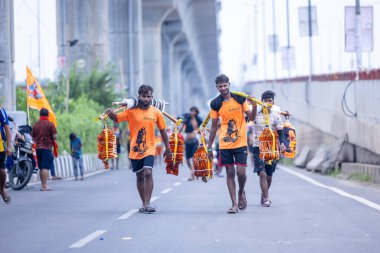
[8,124,37,190]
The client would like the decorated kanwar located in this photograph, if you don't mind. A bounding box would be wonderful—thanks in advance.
[99,84,173,213]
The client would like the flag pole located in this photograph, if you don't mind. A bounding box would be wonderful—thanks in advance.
[26,66,30,126]
[27,106,30,126]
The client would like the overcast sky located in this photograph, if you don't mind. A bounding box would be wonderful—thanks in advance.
[13,0,380,85]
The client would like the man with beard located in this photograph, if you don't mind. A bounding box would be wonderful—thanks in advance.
[207,74,257,214]
[106,85,171,213]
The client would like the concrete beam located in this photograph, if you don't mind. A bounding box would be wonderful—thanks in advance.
[108,0,143,96]
[56,0,109,73]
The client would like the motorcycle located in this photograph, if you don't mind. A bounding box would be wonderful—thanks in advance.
[8,124,37,190]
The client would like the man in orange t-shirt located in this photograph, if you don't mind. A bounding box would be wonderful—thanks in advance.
[106,85,171,213]
[207,74,257,214]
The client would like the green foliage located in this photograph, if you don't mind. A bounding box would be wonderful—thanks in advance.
[16,87,39,123]
[56,96,103,153]
[15,64,121,154]
[67,63,118,108]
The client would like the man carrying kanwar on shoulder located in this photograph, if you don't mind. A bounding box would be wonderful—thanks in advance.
[105,85,172,214]
[252,90,286,207]
[31,108,57,191]
[207,74,257,214]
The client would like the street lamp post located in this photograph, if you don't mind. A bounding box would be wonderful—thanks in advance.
[65,39,79,112]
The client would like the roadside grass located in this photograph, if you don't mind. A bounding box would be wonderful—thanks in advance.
[348,173,374,183]
[281,158,294,166]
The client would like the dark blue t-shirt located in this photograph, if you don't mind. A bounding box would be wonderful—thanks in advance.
[0,107,9,151]
[70,137,82,158]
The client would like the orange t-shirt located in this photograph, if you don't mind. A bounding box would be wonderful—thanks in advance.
[210,98,250,149]
[116,106,166,159]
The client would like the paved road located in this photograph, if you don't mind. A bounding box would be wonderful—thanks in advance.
[1,162,380,253]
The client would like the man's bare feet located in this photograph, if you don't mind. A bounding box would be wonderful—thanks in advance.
[0,190,11,204]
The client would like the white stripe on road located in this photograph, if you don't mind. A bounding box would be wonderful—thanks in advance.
[280,166,380,212]
[64,169,109,181]
[118,209,139,220]
[161,188,173,194]
[173,182,182,186]
[69,230,107,248]
[150,196,160,202]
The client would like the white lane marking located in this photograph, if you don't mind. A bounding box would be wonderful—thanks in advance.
[182,178,188,182]
[118,209,139,220]
[64,170,108,181]
[14,169,109,190]
[150,196,160,202]
[280,166,380,212]
[161,188,173,194]
[69,230,107,248]
[173,182,182,186]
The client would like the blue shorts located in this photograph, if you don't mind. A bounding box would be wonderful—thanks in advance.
[0,152,5,169]
[131,155,154,173]
[252,147,277,176]
[185,138,199,160]
[36,149,54,170]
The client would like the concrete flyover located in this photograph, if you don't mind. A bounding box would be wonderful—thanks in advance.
[55,0,219,115]
[244,74,380,166]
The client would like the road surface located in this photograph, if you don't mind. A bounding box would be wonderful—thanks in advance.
[1,162,380,253]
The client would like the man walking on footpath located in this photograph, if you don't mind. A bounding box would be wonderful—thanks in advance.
[252,91,285,207]
[31,108,57,191]
[0,106,12,203]
[105,85,172,213]
[207,74,257,213]
[70,133,84,181]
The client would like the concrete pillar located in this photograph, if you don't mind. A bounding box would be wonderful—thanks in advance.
[0,0,15,110]
[143,25,164,99]
[108,0,142,96]
[56,0,109,73]
[142,2,173,100]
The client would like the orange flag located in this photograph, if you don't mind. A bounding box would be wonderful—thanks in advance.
[26,66,57,127]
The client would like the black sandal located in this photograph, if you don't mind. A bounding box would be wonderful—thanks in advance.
[227,206,238,214]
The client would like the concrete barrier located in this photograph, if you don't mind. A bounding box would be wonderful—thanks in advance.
[29,154,104,183]
[341,163,380,184]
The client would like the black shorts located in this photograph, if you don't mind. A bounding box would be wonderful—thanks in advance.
[185,138,199,160]
[36,149,54,170]
[219,146,247,167]
[252,147,277,176]
[131,155,154,173]
[0,152,5,169]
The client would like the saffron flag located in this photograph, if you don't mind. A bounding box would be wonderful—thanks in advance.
[26,66,57,127]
